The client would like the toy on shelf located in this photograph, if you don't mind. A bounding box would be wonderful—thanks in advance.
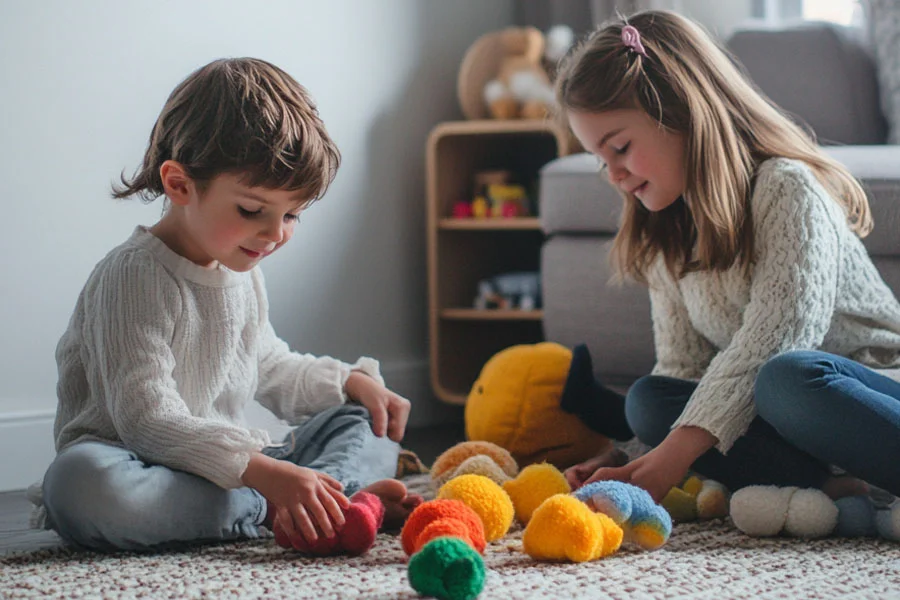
[437,474,516,542]
[523,493,624,562]
[430,440,519,489]
[454,169,535,220]
[661,475,730,523]
[573,481,673,550]
[402,500,487,600]
[473,272,541,311]
[272,491,383,556]
[730,485,900,541]
[465,342,630,469]
[457,25,575,120]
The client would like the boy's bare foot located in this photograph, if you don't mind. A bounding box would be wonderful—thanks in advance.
[360,479,424,529]
[822,475,870,500]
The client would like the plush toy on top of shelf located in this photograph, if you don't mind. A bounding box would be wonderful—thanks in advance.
[457,25,575,120]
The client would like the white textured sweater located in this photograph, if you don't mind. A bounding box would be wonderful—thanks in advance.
[54,227,383,489]
[650,158,900,453]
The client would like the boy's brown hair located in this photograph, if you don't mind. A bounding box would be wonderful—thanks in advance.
[113,57,340,203]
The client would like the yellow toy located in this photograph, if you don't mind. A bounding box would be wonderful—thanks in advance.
[523,494,623,562]
[438,474,515,542]
[661,476,730,523]
[430,441,519,489]
[502,463,571,524]
[466,342,620,469]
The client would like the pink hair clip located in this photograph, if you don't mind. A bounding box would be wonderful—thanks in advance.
[621,25,648,57]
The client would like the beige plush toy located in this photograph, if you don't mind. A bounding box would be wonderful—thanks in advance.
[457,25,574,120]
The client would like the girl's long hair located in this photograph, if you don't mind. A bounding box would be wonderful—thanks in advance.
[555,10,871,282]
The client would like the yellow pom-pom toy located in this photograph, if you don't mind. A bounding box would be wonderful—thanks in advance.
[661,476,729,523]
[502,463,571,523]
[438,474,515,542]
[523,494,623,562]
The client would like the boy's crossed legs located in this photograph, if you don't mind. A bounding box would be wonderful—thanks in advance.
[42,404,421,551]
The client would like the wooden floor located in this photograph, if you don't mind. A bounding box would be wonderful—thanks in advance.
[0,423,465,556]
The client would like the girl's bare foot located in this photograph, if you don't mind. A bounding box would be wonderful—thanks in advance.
[822,475,870,500]
[360,479,424,529]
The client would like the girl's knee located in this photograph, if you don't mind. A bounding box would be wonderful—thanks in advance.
[754,350,830,421]
[625,376,674,447]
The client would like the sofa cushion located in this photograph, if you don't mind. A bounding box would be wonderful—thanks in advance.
[728,24,887,145]
[867,0,900,143]
[540,147,900,256]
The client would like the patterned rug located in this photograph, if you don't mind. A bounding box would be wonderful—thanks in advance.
[2,515,899,599]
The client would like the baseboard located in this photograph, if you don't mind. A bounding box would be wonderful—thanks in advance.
[0,409,56,493]
[0,359,459,492]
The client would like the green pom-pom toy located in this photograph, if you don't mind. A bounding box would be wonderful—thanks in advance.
[408,537,485,600]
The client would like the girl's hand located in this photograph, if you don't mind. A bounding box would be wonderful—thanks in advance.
[582,426,717,502]
[242,453,350,546]
[344,371,411,442]
[564,447,629,490]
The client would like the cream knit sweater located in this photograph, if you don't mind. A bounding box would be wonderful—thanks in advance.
[650,158,900,453]
[53,227,382,490]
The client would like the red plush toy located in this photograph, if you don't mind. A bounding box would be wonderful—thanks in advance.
[273,491,385,556]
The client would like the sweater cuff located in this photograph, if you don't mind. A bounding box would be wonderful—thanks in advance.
[339,357,384,400]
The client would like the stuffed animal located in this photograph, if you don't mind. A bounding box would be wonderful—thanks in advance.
[573,481,673,550]
[437,474,515,542]
[431,440,519,488]
[465,342,632,469]
[502,462,571,523]
[272,491,383,556]
[457,26,575,120]
[401,499,487,556]
[408,537,486,600]
[730,485,900,541]
[661,476,730,523]
[402,500,487,600]
[522,493,624,562]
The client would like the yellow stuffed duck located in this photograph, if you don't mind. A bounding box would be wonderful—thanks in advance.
[465,342,633,469]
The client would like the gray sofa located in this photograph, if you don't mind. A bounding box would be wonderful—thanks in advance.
[539,23,900,392]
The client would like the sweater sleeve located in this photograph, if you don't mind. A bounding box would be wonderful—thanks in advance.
[648,260,717,380]
[90,252,267,489]
[673,162,842,452]
[251,270,384,424]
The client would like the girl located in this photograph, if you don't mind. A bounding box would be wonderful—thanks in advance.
[557,11,900,502]
[32,58,422,551]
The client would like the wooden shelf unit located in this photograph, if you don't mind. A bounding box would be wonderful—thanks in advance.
[426,119,571,405]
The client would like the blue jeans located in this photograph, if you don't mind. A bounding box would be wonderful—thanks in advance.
[625,350,900,496]
[41,404,400,551]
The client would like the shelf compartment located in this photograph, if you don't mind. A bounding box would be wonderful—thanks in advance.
[439,217,541,230]
[441,308,544,321]
[431,319,545,405]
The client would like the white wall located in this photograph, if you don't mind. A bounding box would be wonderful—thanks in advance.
[0,0,513,491]
[682,0,755,39]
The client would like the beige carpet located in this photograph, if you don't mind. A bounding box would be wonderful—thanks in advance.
[2,517,899,599]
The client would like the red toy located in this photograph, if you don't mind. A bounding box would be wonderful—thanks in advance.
[400,499,487,556]
[273,491,385,556]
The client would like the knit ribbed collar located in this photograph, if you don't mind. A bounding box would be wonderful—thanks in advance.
[130,226,249,288]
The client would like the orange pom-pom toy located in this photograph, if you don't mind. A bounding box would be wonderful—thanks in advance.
[401,499,487,556]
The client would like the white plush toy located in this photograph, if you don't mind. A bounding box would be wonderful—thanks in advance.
[730,485,900,541]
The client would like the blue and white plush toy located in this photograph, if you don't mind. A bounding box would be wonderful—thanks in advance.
[573,480,673,550]
[730,485,900,541]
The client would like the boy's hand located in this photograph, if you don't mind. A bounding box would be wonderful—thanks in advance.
[242,453,350,545]
[344,371,411,442]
